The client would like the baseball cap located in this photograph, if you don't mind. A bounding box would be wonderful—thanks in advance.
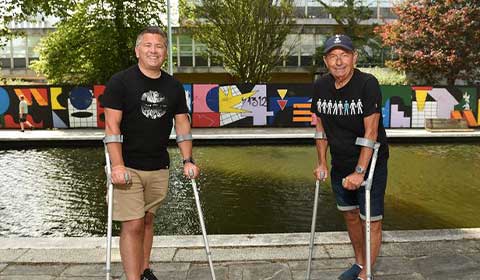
[323,34,354,53]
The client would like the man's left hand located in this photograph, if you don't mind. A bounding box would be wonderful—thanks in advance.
[342,172,365,190]
[184,163,199,179]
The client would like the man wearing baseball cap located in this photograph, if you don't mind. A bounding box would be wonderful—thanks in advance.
[310,34,389,280]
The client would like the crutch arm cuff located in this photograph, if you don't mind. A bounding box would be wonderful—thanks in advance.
[103,134,123,144]
[355,137,378,149]
[176,133,193,143]
[314,131,327,140]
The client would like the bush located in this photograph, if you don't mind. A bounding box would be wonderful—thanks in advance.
[358,67,407,85]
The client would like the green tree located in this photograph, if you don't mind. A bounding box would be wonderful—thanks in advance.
[315,0,383,66]
[5,0,165,84]
[376,0,480,85]
[189,0,295,83]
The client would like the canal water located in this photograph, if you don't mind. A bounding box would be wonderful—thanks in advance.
[0,144,479,237]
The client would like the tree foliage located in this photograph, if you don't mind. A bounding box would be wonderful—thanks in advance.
[316,0,383,65]
[189,0,295,83]
[4,0,165,84]
[376,0,480,85]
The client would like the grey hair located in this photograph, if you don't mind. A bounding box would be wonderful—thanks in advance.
[135,26,168,47]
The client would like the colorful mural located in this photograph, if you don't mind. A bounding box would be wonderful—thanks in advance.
[0,85,478,129]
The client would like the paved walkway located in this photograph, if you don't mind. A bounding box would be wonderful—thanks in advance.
[1,129,479,279]
[1,229,479,279]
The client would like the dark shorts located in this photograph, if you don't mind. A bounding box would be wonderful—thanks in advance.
[331,161,388,221]
[19,114,27,122]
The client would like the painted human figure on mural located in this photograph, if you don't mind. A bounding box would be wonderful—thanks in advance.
[18,95,34,132]
[101,26,199,280]
[462,92,471,110]
[310,34,389,280]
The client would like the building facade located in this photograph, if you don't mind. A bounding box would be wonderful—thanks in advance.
[0,0,397,83]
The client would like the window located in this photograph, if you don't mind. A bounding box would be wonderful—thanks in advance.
[27,34,42,58]
[178,35,193,67]
[300,34,315,66]
[12,37,26,58]
[195,43,208,67]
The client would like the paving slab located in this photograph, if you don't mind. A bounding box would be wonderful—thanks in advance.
[150,262,190,272]
[0,276,56,280]
[413,254,479,276]
[323,244,354,258]
[377,273,426,280]
[174,246,327,262]
[374,256,419,276]
[187,264,228,280]
[0,263,67,276]
[0,249,28,262]
[288,258,352,271]
[60,264,123,277]
[292,268,344,280]
[15,249,109,263]
[227,262,292,280]
[149,247,177,262]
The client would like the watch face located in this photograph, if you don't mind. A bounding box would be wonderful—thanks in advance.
[355,166,364,173]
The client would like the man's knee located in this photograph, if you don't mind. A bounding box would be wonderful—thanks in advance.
[343,208,360,221]
[369,220,383,231]
[121,218,145,236]
[144,213,154,227]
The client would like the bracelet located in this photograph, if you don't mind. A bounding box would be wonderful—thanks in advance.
[182,158,195,165]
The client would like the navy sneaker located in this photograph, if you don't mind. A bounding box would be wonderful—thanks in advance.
[142,268,158,280]
[339,264,362,280]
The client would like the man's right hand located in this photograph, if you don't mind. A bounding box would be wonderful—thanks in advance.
[111,165,131,185]
[313,165,328,181]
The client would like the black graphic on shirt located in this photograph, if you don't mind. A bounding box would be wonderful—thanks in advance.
[316,99,363,116]
[140,90,168,119]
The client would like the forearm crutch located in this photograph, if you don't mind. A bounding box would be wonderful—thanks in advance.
[356,137,381,280]
[103,135,123,280]
[189,170,216,280]
[306,178,321,280]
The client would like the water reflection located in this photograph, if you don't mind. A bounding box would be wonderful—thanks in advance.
[0,144,479,237]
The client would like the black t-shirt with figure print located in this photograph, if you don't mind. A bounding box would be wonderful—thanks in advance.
[101,65,189,171]
[311,68,389,175]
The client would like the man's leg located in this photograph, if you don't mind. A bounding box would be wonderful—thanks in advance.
[142,212,155,270]
[120,218,145,280]
[20,121,24,131]
[357,220,382,279]
[343,209,365,266]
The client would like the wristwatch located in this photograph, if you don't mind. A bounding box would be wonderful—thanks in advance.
[183,157,195,165]
[355,165,366,174]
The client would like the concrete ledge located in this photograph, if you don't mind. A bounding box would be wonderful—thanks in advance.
[1,128,480,142]
[1,228,479,250]
[0,229,479,264]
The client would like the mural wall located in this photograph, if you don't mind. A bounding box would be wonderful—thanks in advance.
[0,84,478,129]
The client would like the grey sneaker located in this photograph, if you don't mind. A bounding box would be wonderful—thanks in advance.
[142,268,158,280]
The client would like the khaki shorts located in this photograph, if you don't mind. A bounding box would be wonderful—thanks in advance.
[112,167,169,221]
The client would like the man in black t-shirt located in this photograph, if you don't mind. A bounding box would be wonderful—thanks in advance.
[310,35,389,280]
[101,26,199,280]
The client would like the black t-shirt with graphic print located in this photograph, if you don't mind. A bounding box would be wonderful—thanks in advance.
[101,65,189,171]
[311,68,389,175]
